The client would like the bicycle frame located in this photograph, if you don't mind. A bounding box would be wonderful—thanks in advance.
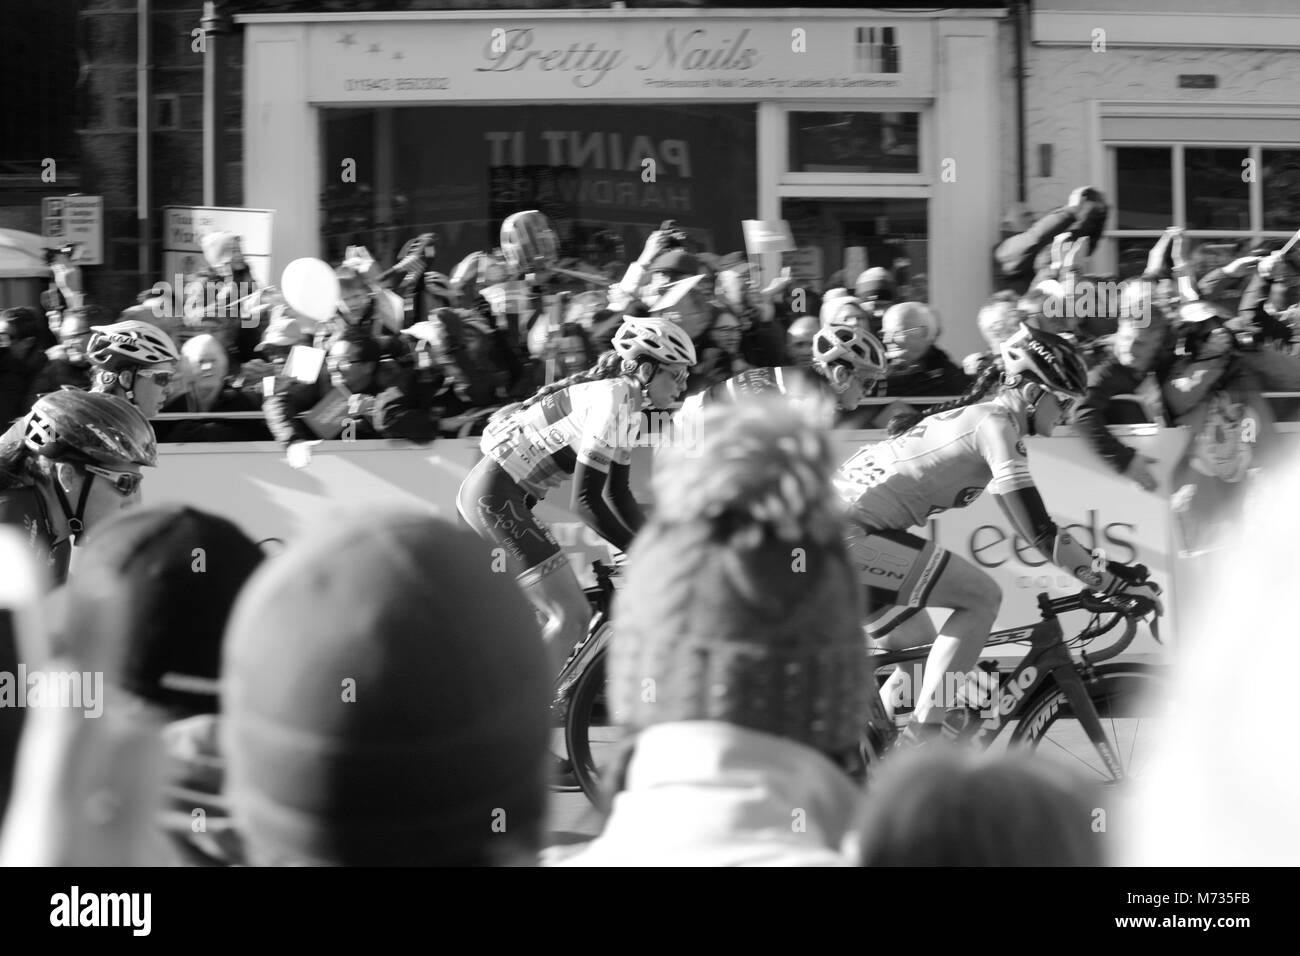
[866,591,1136,779]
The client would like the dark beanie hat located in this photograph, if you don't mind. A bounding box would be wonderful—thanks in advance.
[610,398,870,757]
[64,505,264,715]
[221,509,551,866]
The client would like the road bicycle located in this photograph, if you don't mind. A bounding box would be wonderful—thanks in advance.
[561,562,1165,806]
[548,560,619,796]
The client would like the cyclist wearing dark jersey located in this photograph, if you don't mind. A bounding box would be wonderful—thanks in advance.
[835,325,1146,739]
[457,317,696,688]
[677,324,887,426]
[0,388,156,587]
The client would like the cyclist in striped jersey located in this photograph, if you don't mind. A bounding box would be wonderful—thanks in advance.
[676,324,887,427]
[457,317,696,687]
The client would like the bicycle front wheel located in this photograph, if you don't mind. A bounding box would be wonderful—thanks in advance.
[564,636,632,806]
[1008,664,1166,785]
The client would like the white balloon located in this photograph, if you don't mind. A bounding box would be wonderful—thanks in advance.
[280,258,340,327]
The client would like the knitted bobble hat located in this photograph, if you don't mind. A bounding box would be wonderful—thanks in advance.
[610,397,869,757]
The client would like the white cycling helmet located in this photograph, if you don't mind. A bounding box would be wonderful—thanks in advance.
[86,319,181,371]
[812,324,887,378]
[612,318,697,368]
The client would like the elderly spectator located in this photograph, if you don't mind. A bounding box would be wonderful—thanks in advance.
[263,331,438,468]
[222,510,552,865]
[786,315,820,367]
[23,307,95,407]
[1,308,49,425]
[849,745,1105,866]
[554,400,869,867]
[879,302,970,398]
[155,335,268,443]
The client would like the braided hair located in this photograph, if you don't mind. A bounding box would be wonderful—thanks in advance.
[488,350,645,425]
[886,357,1006,436]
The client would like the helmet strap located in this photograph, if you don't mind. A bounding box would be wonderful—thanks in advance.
[51,465,96,546]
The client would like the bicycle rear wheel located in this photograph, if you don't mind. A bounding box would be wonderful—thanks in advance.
[1009,664,1166,785]
[564,638,631,806]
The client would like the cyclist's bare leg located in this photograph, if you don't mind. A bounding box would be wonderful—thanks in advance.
[907,555,1001,725]
[868,610,937,719]
[519,555,592,678]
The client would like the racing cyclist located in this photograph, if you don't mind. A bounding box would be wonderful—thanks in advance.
[834,325,1147,741]
[86,319,182,420]
[0,388,156,587]
[677,324,887,427]
[457,317,696,693]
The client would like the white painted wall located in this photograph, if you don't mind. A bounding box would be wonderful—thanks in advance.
[932,22,1002,361]
[244,25,321,280]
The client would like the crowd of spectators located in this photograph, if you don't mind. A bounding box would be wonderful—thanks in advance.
[2,220,984,449]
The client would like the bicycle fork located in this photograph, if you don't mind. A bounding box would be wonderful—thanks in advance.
[1043,647,1126,781]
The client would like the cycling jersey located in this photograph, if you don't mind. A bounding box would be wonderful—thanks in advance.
[835,400,1035,530]
[0,484,70,587]
[699,366,828,404]
[482,378,643,500]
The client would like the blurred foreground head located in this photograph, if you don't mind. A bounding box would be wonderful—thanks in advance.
[1126,448,1300,865]
[612,398,869,763]
[850,745,1106,866]
[222,510,551,866]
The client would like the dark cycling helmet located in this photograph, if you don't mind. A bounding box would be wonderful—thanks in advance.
[23,387,158,467]
[500,210,560,276]
[1000,324,1088,397]
[813,324,887,378]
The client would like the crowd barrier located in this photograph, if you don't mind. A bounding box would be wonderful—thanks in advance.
[132,418,1298,664]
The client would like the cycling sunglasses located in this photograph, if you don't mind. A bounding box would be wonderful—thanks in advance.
[83,464,144,496]
[135,368,175,388]
[1024,382,1078,417]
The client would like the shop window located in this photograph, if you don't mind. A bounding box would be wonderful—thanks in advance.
[787,112,919,174]
[321,104,757,271]
[1262,149,1300,232]
[780,197,928,298]
[1183,148,1249,231]
[1114,147,1171,230]
[1109,144,1299,266]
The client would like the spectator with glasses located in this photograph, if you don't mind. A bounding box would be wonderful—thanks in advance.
[86,319,181,420]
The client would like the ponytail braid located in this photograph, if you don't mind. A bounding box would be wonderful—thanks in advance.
[885,358,1006,436]
[489,350,646,425]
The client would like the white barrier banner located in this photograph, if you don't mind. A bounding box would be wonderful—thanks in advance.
[142,429,1186,657]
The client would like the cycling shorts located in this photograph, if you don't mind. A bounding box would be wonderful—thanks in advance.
[456,456,568,588]
[843,525,949,611]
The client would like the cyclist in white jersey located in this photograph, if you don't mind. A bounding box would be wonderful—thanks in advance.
[835,325,1145,740]
[458,317,695,688]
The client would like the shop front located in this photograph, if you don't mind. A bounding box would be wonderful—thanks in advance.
[238,7,1006,358]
